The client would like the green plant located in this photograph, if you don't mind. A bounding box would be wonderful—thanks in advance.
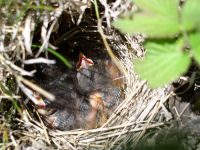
[32,44,72,68]
[113,0,200,88]
[0,81,22,116]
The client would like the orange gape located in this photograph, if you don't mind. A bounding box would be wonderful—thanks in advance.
[34,52,123,130]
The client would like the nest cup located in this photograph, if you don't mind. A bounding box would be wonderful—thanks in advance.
[0,1,172,149]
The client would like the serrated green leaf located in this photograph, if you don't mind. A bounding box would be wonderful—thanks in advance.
[133,0,179,18]
[189,33,200,64]
[144,42,175,58]
[113,0,180,38]
[134,42,191,88]
[182,0,200,31]
[144,38,184,58]
[113,13,180,37]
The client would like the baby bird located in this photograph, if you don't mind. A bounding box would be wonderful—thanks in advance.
[76,53,123,127]
[33,52,123,131]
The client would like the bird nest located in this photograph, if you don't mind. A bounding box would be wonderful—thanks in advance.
[0,0,173,149]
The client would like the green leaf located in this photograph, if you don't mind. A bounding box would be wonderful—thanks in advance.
[46,48,72,68]
[134,41,191,88]
[133,0,179,17]
[0,81,22,116]
[182,0,200,31]
[113,14,180,37]
[189,33,200,64]
[144,40,176,58]
[113,0,180,37]
[32,44,72,68]
[29,5,54,11]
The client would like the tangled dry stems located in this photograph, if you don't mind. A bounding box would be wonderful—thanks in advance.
[0,0,173,149]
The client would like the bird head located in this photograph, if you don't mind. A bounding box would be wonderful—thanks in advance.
[77,53,94,70]
[89,91,103,110]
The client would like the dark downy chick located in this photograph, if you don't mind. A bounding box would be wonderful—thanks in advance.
[33,52,123,130]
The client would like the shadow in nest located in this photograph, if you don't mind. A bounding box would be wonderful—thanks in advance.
[168,62,200,124]
[27,11,124,131]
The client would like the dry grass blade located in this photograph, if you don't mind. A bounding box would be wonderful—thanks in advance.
[23,58,56,65]
[36,111,51,145]
[23,15,32,55]
[97,19,125,75]
[15,75,55,101]
[0,54,34,76]
[135,92,173,144]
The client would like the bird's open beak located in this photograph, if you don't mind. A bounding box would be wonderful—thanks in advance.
[77,53,94,70]
[32,92,46,108]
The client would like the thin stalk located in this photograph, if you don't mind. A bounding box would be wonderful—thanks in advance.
[94,0,125,74]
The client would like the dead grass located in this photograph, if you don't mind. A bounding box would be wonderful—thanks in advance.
[0,0,174,149]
